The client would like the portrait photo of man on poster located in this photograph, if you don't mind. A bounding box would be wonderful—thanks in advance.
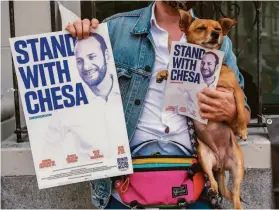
[75,32,114,102]
[200,51,220,88]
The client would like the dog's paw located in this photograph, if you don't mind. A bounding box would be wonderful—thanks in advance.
[156,70,168,83]
[208,188,218,198]
[208,188,221,209]
[237,127,248,141]
[156,77,164,83]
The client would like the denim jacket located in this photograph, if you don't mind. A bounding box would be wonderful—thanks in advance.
[90,2,250,209]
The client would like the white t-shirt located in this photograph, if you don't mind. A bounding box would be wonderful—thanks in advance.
[130,3,192,155]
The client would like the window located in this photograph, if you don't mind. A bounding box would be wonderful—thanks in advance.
[232,2,279,116]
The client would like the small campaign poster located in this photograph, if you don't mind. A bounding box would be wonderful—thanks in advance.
[9,23,133,189]
[163,42,224,124]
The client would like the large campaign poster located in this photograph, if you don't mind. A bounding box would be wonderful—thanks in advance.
[9,23,133,189]
[163,42,224,124]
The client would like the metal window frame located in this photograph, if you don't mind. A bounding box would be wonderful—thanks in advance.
[50,0,56,32]
[9,0,27,142]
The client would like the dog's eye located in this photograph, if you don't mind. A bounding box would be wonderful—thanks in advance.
[215,28,222,31]
[197,26,207,30]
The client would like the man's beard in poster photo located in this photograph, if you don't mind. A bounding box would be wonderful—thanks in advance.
[201,65,215,78]
[81,62,107,87]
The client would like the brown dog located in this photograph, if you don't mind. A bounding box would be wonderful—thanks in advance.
[156,11,247,209]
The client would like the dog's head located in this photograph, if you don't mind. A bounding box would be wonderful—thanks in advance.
[178,10,236,49]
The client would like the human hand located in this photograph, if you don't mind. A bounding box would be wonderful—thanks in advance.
[197,87,237,123]
[65,18,99,39]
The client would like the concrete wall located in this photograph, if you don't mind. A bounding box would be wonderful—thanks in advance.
[1,176,93,209]
[1,1,14,101]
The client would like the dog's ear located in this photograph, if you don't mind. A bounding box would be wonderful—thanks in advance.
[177,9,193,34]
[218,18,236,35]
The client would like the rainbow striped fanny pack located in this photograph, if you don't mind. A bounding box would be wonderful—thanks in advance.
[114,155,205,208]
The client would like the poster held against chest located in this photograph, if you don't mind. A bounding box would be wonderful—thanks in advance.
[9,23,133,189]
[163,42,224,124]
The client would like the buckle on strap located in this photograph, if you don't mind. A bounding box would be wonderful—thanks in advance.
[188,163,203,180]
[177,198,187,208]
[130,200,144,209]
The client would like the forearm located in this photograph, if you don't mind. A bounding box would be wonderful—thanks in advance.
[223,37,251,126]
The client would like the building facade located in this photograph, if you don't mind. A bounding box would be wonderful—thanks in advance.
[1,1,277,208]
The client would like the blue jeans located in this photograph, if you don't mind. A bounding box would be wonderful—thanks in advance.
[105,196,212,209]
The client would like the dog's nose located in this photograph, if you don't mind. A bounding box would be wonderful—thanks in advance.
[211,31,219,39]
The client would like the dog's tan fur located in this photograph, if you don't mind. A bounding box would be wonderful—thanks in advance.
[156,11,247,209]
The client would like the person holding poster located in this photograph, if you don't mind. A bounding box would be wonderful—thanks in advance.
[168,47,224,124]
[66,1,251,209]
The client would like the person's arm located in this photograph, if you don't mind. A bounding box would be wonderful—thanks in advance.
[197,36,251,125]
[222,36,251,113]
[222,36,251,125]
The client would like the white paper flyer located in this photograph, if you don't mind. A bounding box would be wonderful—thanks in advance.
[9,23,133,189]
[163,42,224,124]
